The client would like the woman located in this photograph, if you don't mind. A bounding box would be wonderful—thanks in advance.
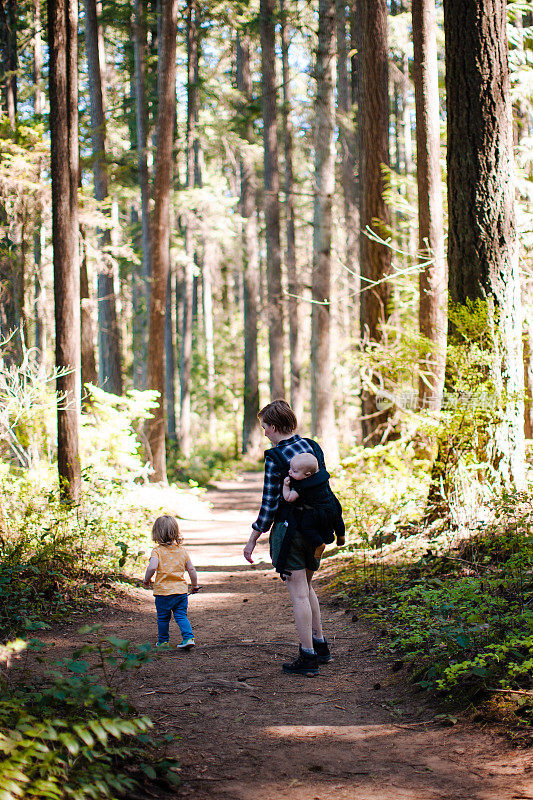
[243,399,332,676]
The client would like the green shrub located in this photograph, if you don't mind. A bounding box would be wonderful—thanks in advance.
[334,438,433,547]
[0,633,180,800]
[330,497,533,712]
[0,471,149,640]
[80,386,158,484]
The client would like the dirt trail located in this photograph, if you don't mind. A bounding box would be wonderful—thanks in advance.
[45,475,531,799]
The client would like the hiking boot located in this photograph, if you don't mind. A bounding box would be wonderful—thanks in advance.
[313,636,332,664]
[177,637,195,651]
[282,646,318,676]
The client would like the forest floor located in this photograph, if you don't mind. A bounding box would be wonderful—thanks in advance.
[37,473,532,800]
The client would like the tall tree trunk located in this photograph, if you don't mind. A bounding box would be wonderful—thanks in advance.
[401,52,413,174]
[0,0,16,127]
[146,0,178,482]
[165,268,177,440]
[48,0,81,501]
[336,0,359,311]
[311,0,339,465]
[133,0,151,387]
[524,325,533,440]
[0,0,19,361]
[512,10,528,145]
[412,0,446,410]
[236,34,261,456]
[512,9,533,439]
[179,0,200,458]
[80,228,98,387]
[203,243,216,443]
[359,0,391,446]
[280,0,303,422]
[260,0,285,400]
[444,0,525,490]
[84,0,123,396]
[33,0,46,371]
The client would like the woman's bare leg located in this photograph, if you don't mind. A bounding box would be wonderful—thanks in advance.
[306,569,324,640]
[285,569,314,650]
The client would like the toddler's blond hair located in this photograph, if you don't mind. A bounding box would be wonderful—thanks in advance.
[151,515,183,546]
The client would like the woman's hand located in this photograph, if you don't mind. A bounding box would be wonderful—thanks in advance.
[244,530,260,563]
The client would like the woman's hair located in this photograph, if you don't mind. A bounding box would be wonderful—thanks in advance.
[258,399,297,434]
[151,515,182,546]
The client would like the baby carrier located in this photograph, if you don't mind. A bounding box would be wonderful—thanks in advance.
[265,438,344,578]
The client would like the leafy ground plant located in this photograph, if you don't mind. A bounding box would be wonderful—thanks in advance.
[328,493,533,740]
[0,630,180,800]
[0,469,152,640]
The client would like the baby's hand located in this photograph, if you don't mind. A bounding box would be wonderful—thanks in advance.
[283,476,291,486]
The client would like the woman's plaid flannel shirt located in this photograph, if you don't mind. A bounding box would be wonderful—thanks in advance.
[252,435,320,533]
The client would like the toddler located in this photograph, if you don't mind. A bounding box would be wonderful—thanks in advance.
[143,514,199,649]
[282,452,345,559]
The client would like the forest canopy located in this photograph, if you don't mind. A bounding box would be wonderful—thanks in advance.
[0,0,531,506]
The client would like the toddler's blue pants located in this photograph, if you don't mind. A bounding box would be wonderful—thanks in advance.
[154,593,194,644]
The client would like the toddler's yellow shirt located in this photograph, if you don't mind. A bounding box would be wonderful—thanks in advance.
[151,543,189,595]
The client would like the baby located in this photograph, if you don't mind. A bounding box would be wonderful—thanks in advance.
[283,452,345,558]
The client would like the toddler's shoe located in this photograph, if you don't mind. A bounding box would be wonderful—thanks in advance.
[313,636,332,664]
[177,637,195,651]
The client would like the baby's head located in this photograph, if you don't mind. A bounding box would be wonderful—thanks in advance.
[151,514,183,546]
[288,452,319,481]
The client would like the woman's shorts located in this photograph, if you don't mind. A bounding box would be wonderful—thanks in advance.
[269,521,321,573]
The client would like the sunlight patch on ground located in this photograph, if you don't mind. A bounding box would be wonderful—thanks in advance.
[117,482,212,520]
[264,724,400,741]
[184,591,259,608]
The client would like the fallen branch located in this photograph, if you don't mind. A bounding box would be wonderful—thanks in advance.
[178,679,255,693]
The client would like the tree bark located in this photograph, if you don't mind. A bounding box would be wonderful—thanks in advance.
[84,0,123,396]
[359,0,391,446]
[203,243,216,443]
[80,227,98,388]
[336,0,360,321]
[0,0,19,361]
[444,0,525,490]
[133,0,151,387]
[311,0,339,465]
[179,0,200,458]
[236,34,262,457]
[260,0,285,400]
[280,0,303,423]
[33,0,47,372]
[48,0,81,501]
[165,268,177,440]
[33,0,42,116]
[412,0,446,410]
[146,0,179,482]
[0,0,16,128]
